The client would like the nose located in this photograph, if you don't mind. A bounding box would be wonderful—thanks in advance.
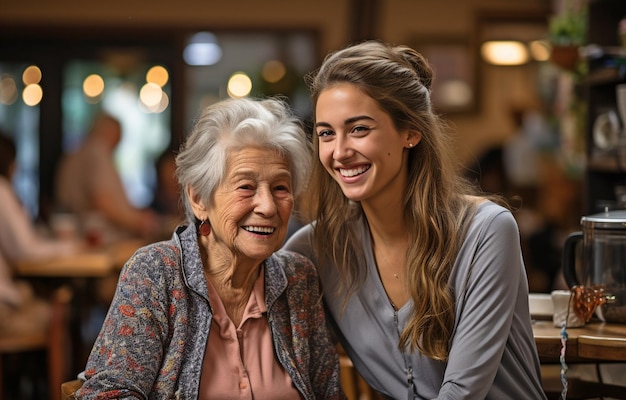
[254,185,277,216]
[333,135,353,160]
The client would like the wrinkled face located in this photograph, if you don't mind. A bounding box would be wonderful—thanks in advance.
[204,147,293,264]
[315,83,417,205]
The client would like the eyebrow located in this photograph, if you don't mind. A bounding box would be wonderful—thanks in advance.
[315,115,375,128]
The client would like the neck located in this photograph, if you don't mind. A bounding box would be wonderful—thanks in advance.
[362,193,411,309]
[199,236,262,325]
[362,195,407,245]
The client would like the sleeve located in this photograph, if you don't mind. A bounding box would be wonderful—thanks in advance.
[297,253,346,400]
[76,251,172,399]
[438,210,524,399]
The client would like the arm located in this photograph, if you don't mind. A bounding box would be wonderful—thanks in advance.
[300,256,344,399]
[438,210,524,399]
[0,179,75,264]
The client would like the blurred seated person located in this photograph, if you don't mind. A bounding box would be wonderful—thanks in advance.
[0,132,78,335]
[149,148,184,238]
[55,113,159,243]
[75,97,345,399]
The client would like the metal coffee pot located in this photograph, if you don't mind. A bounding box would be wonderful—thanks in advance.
[563,209,626,323]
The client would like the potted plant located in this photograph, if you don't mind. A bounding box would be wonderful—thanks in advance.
[548,2,587,72]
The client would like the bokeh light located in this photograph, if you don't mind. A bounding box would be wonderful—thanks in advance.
[0,74,18,105]
[83,74,105,98]
[146,65,169,87]
[184,32,222,66]
[22,83,43,106]
[262,60,286,83]
[227,72,252,98]
[22,65,42,85]
[139,82,163,108]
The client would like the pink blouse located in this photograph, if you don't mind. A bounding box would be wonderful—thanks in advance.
[199,267,303,399]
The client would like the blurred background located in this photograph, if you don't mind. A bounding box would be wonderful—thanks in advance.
[1,0,626,396]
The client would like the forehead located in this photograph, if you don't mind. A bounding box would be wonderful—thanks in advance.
[316,84,381,117]
[225,147,290,176]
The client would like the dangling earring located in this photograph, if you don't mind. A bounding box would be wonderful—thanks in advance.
[198,219,211,236]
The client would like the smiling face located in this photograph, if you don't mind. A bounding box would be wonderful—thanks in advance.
[315,83,418,206]
[191,147,294,266]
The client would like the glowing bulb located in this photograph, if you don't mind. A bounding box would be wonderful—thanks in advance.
[227,73,252,98]
[83,74,105,98]
[23,83,43,106]
[146,65,169,87]
[481,41,529,66]
[22,65,42,85]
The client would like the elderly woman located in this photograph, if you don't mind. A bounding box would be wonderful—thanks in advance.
[76,97,345,399]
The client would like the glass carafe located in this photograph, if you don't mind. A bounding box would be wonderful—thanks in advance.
[563,210,626,323]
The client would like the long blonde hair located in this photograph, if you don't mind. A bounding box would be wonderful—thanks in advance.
[305,40,479,361]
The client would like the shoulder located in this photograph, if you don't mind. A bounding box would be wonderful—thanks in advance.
[282,222,316,261]
[268,250,318,291]
[471,200,518,233]
[457,201,521,268]
[271,249,316,275]
[119,239,182,282]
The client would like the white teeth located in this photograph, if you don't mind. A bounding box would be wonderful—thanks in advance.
[340,165,369,177]
[243,226,275,234]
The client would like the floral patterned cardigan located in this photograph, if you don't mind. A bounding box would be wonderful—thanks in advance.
[76,224,345,400]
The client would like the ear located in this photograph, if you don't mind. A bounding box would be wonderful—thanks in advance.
[404,130,423,149]
[186,185,207,218]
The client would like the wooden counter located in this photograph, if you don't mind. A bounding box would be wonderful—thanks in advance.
[533,320,626,363]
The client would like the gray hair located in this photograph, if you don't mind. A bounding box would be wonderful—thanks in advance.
[176,97,311,222]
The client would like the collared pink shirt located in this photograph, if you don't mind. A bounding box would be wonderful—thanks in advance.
[199,266,302,400]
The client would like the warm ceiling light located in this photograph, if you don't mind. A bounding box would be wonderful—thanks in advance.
[481,41,529,66]
[529,40,551,62]
[146,65,169,87]
[262,60,287,83]
[83,74,105,98]
[227,72,252,98]
[22,83,43,106]
[22,65,42,85]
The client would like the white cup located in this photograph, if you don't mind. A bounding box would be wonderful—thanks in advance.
[551,290,585,328]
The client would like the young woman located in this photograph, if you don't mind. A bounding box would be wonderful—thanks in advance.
[284,40,546,399]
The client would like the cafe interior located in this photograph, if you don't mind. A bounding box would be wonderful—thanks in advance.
[1,0,626,399]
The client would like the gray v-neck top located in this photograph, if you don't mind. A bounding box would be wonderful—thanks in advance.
[284,202,546,399]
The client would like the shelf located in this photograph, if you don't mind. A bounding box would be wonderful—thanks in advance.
[582,0,626,214]
[585,66,626,86]
[588,158,625,172]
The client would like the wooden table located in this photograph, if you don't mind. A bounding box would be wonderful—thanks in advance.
[533,320,626,363]
[534,320,626,399]
[17,239,145,278]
